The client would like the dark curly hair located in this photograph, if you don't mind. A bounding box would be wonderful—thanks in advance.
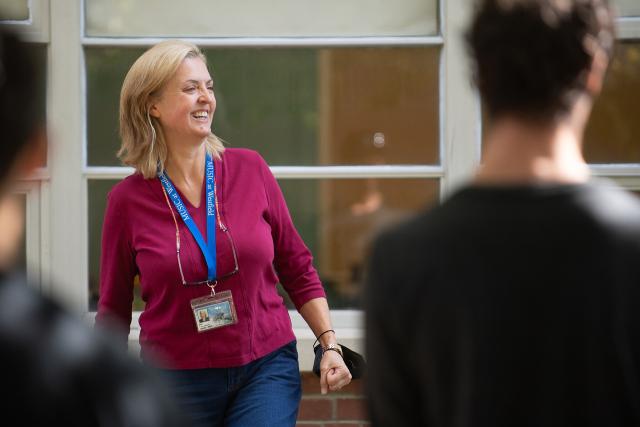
[467,0,615,122]
[0,28,43,183]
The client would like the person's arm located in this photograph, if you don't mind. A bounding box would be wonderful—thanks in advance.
[257,153,351,392]
[95,188,137,348]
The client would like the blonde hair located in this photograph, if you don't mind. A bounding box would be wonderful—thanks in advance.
[118,40,224,178]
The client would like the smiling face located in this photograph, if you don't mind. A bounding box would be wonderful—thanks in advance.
[149,56,216,147]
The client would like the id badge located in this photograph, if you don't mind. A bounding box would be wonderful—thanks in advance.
[190,289,238,333]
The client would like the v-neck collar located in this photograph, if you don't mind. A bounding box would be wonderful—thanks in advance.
[154,155,223,212]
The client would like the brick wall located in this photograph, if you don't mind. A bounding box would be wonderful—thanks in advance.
[297,372,370,427]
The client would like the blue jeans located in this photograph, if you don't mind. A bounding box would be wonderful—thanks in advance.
[157,341,302,427]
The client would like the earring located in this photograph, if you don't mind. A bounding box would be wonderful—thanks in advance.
[147,111,156,153]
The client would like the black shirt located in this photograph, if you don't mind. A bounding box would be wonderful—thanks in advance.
[0,273,185,426]
[365,180,640,426]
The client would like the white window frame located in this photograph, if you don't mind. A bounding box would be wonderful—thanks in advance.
[76,0,481,367]
[44,1,640,369]
[0,0,49,43]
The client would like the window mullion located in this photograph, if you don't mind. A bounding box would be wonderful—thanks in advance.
[49,0,87,313]
[441,0,481,197]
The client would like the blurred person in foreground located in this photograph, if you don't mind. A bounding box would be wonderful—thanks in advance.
[364,0,640,425]
[0,28,183,426]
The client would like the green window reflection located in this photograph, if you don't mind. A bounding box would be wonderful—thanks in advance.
[88,179,111,311]
[88,180,144,311]
[86,47,440,167]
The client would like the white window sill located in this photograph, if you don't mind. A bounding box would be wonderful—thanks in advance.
[88,310,364,371]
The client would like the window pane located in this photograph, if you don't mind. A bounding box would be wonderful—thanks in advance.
[86,48,145,168]
[87,47,439,166]
[14,194,27,273]
[613,0,640,17]
[88,180,111,311]
[86,0,438,37]
[584,43,640,163]
[0,0,29,21]
[29,43,48,168]
[279,178,440,308]
[88,179,144,311]
[481,43,640,164]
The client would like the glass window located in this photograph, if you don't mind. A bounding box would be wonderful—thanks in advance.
[584,42,640,163]
[87,47,440,166]
[86,48,145,168]
[14,194,27,273]
[480,43,640,165]
[89,177,439,309]
[614,0,640,17]
[88,179,145,311]
[29,43,48,168]
[0,0,29,21]
[85,0,438,38]
[279,178,439,308]
[88,179,111,311]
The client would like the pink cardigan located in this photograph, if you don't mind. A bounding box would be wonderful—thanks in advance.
[96,148,326,369]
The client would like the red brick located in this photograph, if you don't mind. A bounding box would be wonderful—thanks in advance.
[336,398,368,421]
[301,372,365,395]
[297,398,334,421]
[338,378,364,395]
[301,372,322,394]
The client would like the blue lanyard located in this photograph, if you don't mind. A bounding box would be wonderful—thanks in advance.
[158,153,217,280]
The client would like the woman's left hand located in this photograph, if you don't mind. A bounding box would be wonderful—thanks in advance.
[320,348,352,394]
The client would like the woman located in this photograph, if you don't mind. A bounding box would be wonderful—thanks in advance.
[96,40,351,427]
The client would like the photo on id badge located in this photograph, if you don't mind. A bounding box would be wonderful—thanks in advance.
[191,290,238,332]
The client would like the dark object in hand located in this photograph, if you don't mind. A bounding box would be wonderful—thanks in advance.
[312,343,366,379]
